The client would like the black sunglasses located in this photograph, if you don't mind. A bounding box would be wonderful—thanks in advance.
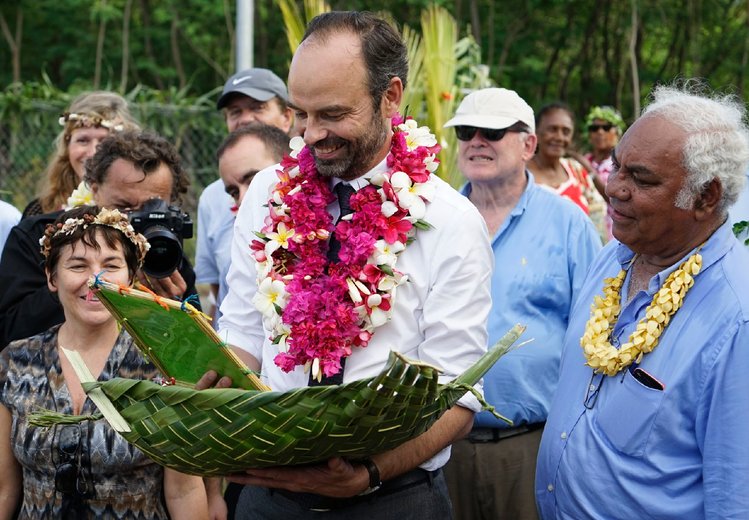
[54,425,92,498]
[587,123,614,132]
[454,126,522,142]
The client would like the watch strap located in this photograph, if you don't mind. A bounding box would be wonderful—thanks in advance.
[361,457,382,489]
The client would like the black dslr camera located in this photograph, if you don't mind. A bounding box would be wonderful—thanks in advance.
[128,198,193,278]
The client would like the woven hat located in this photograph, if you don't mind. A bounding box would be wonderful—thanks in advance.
[217,68,288,109]
[445,88,535,133]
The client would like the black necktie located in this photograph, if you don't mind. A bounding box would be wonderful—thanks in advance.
[309,183,355,386]
[326,183,355,262]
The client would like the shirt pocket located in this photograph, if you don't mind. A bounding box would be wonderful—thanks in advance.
[593,371,664,457]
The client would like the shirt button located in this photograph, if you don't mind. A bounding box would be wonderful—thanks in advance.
[589,384,597,391]
[560,431,567,440]
[547,484,554,492]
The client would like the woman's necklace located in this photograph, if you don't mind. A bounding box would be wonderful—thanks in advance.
[581,250,703,376]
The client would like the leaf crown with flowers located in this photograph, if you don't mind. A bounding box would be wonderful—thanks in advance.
[39,208,151,267]
[59,111,125,133]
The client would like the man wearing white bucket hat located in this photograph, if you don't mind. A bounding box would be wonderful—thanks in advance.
[442,88,600,519]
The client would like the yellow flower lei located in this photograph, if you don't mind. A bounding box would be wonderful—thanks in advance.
[581,251,703,376]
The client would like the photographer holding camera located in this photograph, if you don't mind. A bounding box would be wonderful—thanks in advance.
[0,130,199,350]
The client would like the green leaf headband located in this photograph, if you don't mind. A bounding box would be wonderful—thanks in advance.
[585,106,625,131]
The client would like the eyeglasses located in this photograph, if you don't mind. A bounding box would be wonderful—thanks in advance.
[587,123,615,133]
[454,126,522,142]
[54,424,92,498]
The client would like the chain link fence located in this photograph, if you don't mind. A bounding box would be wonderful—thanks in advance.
[0,100,227,261]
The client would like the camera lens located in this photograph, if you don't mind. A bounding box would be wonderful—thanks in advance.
[142,226,183,278]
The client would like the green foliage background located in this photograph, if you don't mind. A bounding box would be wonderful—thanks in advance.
[2,0,748,225]
[3,0,749,123]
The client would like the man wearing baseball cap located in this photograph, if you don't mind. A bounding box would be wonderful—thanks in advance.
[217,68,293,132]
[442,88,601,519]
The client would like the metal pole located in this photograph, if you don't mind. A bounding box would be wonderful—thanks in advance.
[236,0,253,71]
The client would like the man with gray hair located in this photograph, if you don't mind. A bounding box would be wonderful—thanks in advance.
[536,83,749,519]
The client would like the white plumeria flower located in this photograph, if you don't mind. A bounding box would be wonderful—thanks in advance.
[390,171,435,220]
[65,181,94,209]
[289,136,305,159]
[353,279,371,295]
[369,304,390,328]
[397,119,437,149]
[311,357,322,382]
[255,260,272,279]
[276,334,290,353]
[253,277,288,317]
[381,200,398,217]
[424,154,439,173]
[271,204,289,218]
[355,305,369,320]
[371,239,404,267]
[346,278,363,304]
[264,222,294,256]
[262,312,284,332]
[369,172,387,186]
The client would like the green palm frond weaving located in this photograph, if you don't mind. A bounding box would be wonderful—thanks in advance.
[30,325,524,476]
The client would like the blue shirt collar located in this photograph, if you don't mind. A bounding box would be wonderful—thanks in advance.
[461,170,536,239]
[614,219,736,296]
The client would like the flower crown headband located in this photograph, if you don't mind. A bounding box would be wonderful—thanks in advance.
[59,112,125,133]
[39,208,150,267]
[585,105,626,131]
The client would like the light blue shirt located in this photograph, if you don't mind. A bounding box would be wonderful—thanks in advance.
[536,220,749,519]
[0,201,21,254]
[462,172,601,428]
[195,179,235,327]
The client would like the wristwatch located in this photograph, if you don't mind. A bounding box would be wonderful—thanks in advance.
[360,457,383,495]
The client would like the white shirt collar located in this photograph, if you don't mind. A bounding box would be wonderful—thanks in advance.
[330,157,389,192]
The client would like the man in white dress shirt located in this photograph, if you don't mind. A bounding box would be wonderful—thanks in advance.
[212,11,493,519]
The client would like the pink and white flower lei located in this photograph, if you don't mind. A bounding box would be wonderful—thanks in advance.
[251,115,440,381]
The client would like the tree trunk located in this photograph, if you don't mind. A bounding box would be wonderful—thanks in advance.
[94,0,109,89]
[496,13,528,84]
[0,8,23,83]
[469,0,480,44]
[139,0,165,90]
[171,14,187,89]
[541,7,575,100]
[629,0,640,117]
[120,0,133,93]
[224,0,235,71]
[739,0,749,97]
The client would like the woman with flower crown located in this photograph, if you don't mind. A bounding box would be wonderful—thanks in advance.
[0,205,207,519]
[22,91,139,218]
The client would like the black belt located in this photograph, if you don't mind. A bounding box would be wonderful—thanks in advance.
[273,467,440,511]
[466,422,545,443]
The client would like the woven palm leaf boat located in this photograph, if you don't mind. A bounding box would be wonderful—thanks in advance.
[31,325,524,477]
